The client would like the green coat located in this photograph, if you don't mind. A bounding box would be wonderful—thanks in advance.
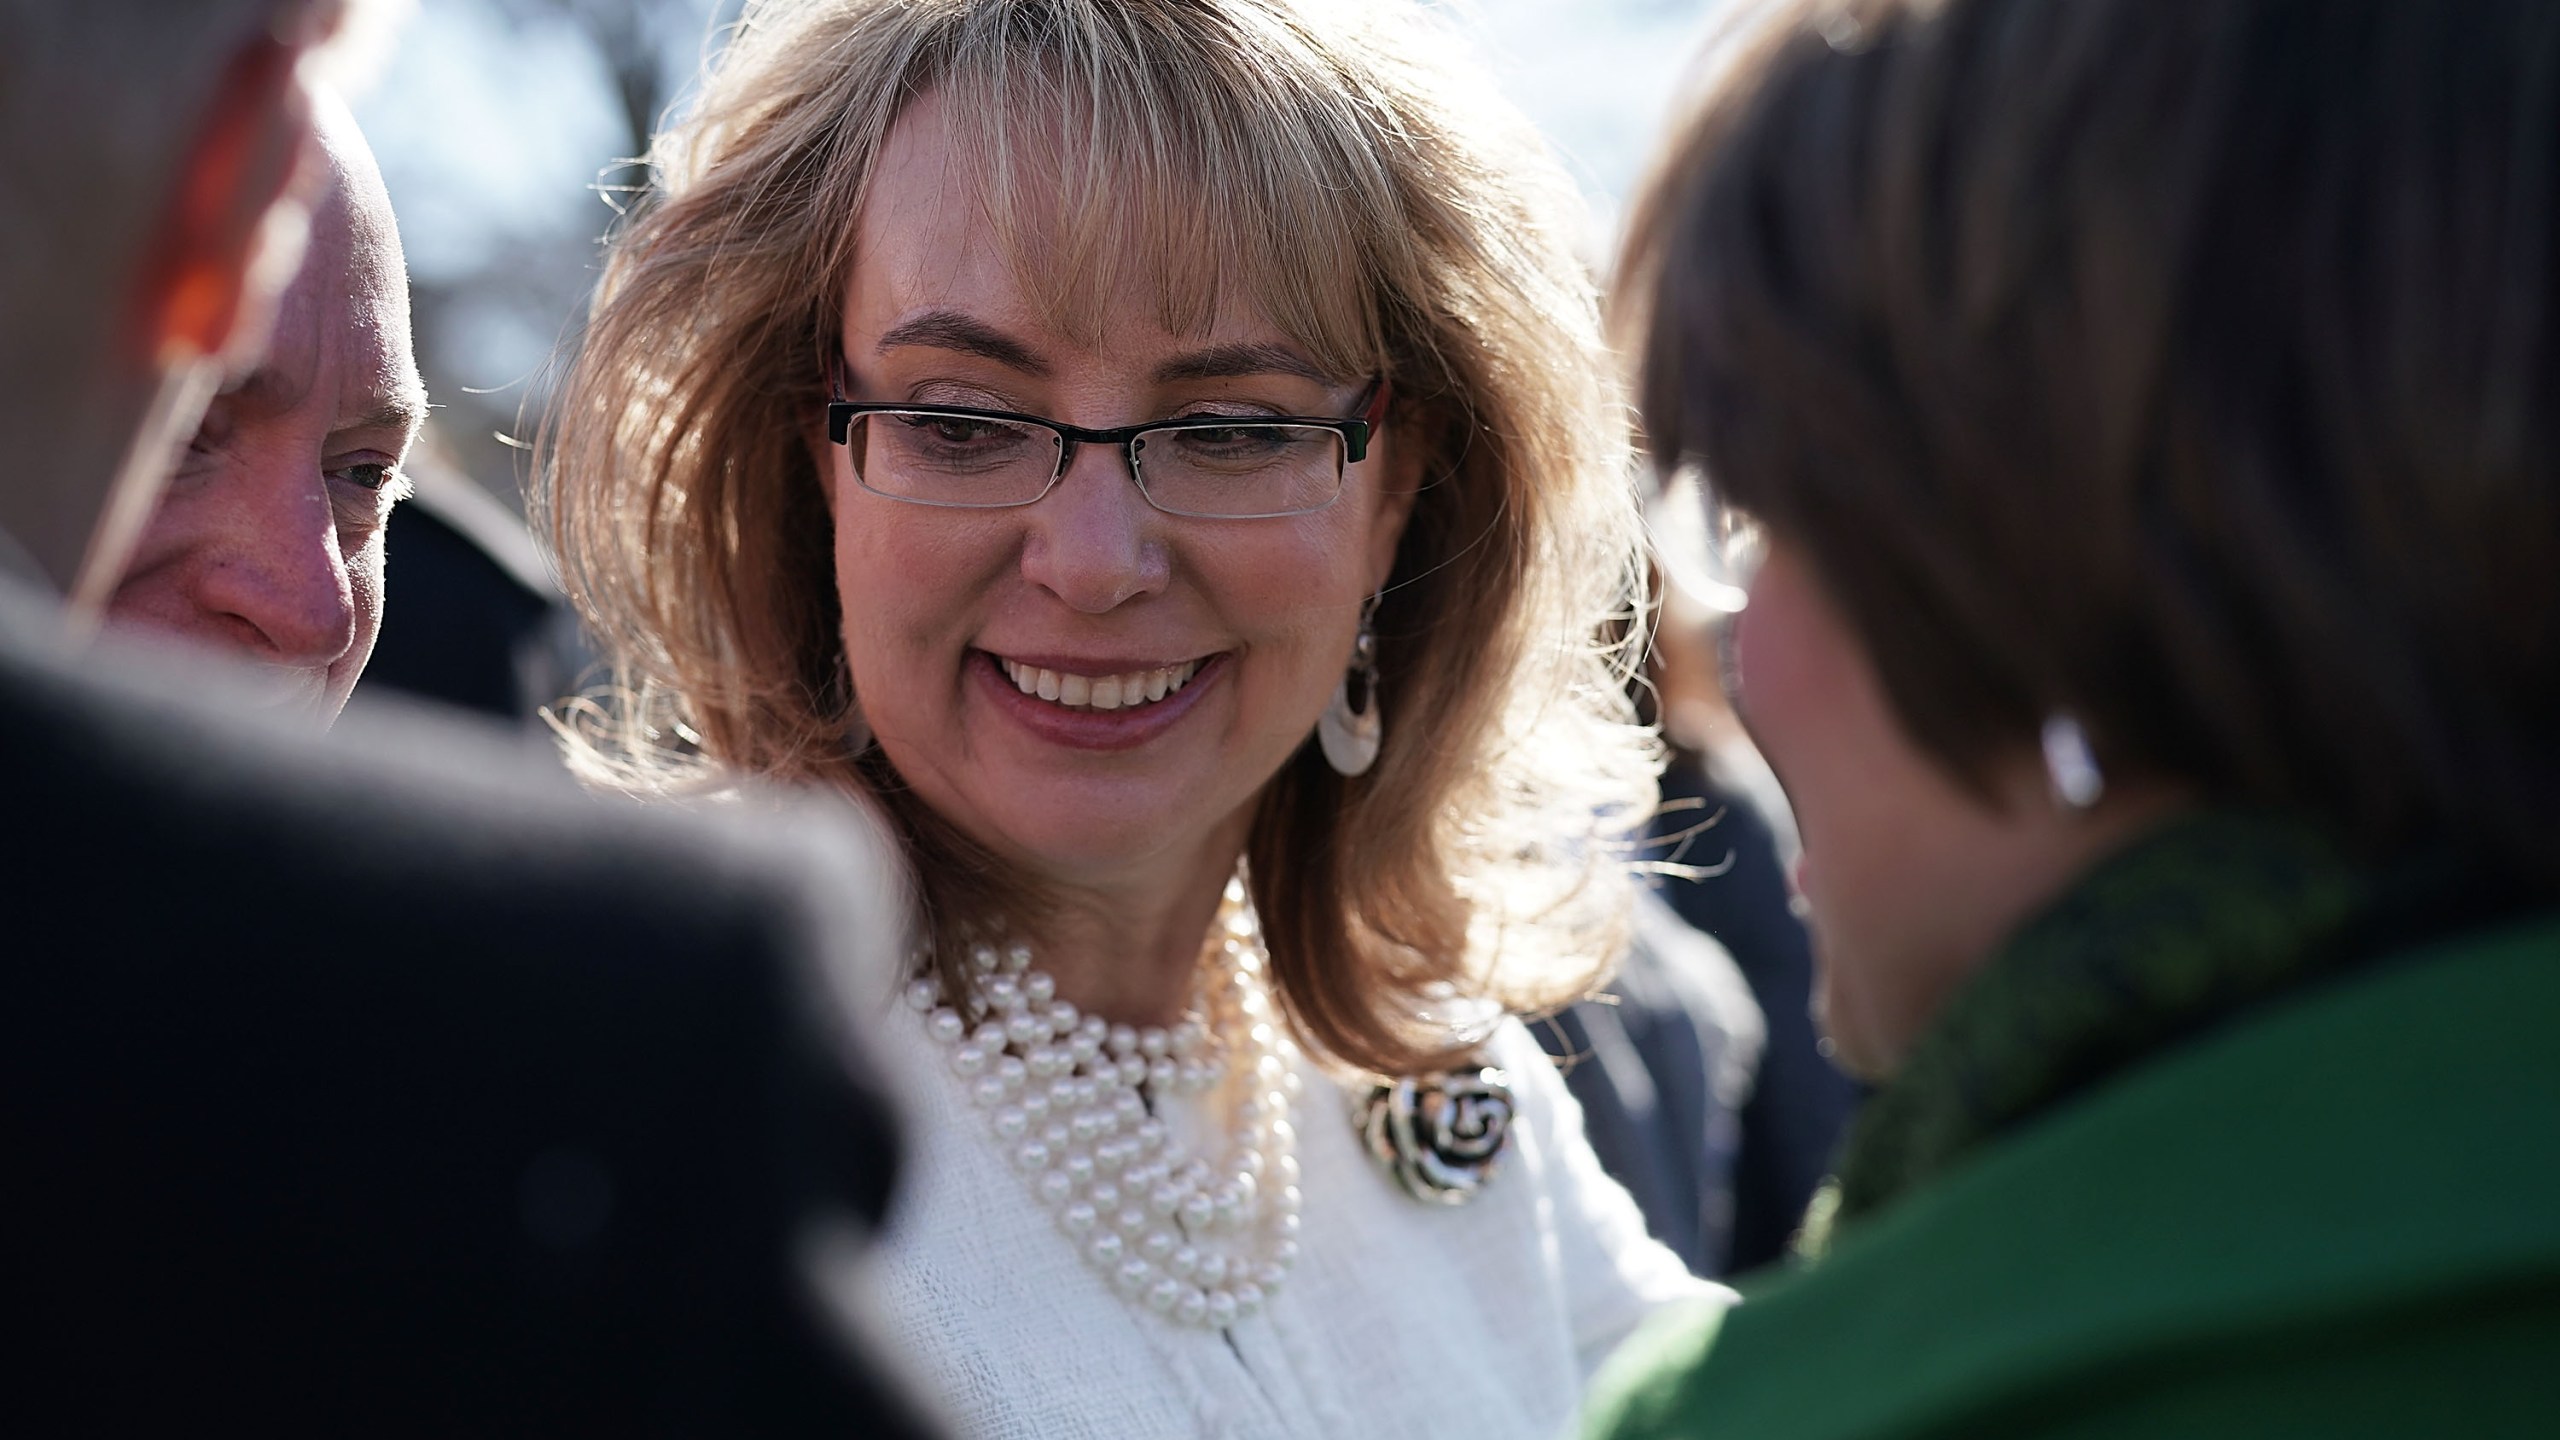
[1583,914,2560,1439]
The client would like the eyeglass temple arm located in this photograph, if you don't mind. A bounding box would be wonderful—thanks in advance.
[825,351,856,444]
[1342,377,1392,464]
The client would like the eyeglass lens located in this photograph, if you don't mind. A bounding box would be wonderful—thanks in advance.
[848,411,1346,516]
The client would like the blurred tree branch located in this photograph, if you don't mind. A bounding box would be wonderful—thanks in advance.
[408,0,733,511]
[485,0,709,158]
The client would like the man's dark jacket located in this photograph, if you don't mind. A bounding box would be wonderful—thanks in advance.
[1,587,941,1437]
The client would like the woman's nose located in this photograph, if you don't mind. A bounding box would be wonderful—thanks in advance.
[1017,441,1170,613]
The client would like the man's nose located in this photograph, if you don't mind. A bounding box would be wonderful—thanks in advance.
[197,466,358,670]
[1017,441,1169,613]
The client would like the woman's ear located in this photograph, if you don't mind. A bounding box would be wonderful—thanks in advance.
[804,343,850,518]
[1363,397,1430,594]
[804,409,840,519]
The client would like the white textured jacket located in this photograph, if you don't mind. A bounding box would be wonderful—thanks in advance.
[863,1010,1723,1439]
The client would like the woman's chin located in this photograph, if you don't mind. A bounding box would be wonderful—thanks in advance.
[941,788,1251,893]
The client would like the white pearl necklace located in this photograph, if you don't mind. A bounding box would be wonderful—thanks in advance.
[904,880,1304,1329]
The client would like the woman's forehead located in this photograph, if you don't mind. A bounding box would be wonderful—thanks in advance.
[846,85,1378,376]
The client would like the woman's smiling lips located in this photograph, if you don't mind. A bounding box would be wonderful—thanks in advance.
[999,655,1203,709]
[974,649,1226,751]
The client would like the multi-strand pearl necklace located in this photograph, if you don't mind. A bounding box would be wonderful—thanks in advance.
[905,879,1304,1329]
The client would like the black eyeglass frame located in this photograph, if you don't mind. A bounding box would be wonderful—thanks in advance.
[824,367,1391,519]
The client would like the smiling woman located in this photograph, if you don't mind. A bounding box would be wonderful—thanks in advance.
[538,1,1709,1435]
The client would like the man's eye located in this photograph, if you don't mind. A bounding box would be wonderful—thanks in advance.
[328,462,397,492]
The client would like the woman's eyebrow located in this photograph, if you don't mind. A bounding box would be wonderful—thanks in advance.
[1153,342,1331,385]
[875,310,1050,375]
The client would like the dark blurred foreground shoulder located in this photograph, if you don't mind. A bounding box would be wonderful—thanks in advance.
[0,593,943,1437]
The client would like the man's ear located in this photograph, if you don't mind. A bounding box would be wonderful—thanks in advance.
[134,31,317,367]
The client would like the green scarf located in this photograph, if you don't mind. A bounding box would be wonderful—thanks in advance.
[1798,811,2368,1258]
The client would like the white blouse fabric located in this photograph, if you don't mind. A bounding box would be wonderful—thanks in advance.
[866,1008,1725,1439]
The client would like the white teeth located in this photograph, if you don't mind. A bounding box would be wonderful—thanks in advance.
[1000,657,1202,712]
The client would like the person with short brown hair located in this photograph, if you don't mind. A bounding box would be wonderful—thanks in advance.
[1587,0,2560,1434]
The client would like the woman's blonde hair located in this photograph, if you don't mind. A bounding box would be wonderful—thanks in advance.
[540,0,1654,1076]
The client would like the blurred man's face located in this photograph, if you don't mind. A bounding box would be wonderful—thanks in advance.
[106,110,420,720]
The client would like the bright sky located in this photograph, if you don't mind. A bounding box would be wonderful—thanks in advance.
[354,0,1737,393]
[1455,0,1738,234]
[361,0,1731,266]
[356,3,635,282]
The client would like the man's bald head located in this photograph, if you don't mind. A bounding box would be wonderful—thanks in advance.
[108,97,422,719]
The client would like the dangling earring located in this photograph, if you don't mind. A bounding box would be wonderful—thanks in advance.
[1318,594,1383,777]
[2040,713,2104,810]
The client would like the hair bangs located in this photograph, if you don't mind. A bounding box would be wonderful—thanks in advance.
[930,4,1387,375]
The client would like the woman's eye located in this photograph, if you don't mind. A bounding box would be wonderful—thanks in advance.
[1169,424,1293,459]
[897,414,1007,446]
[1181,425,1271,446]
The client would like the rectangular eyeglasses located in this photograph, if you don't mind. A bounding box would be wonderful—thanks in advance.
[825,365,1390,520]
